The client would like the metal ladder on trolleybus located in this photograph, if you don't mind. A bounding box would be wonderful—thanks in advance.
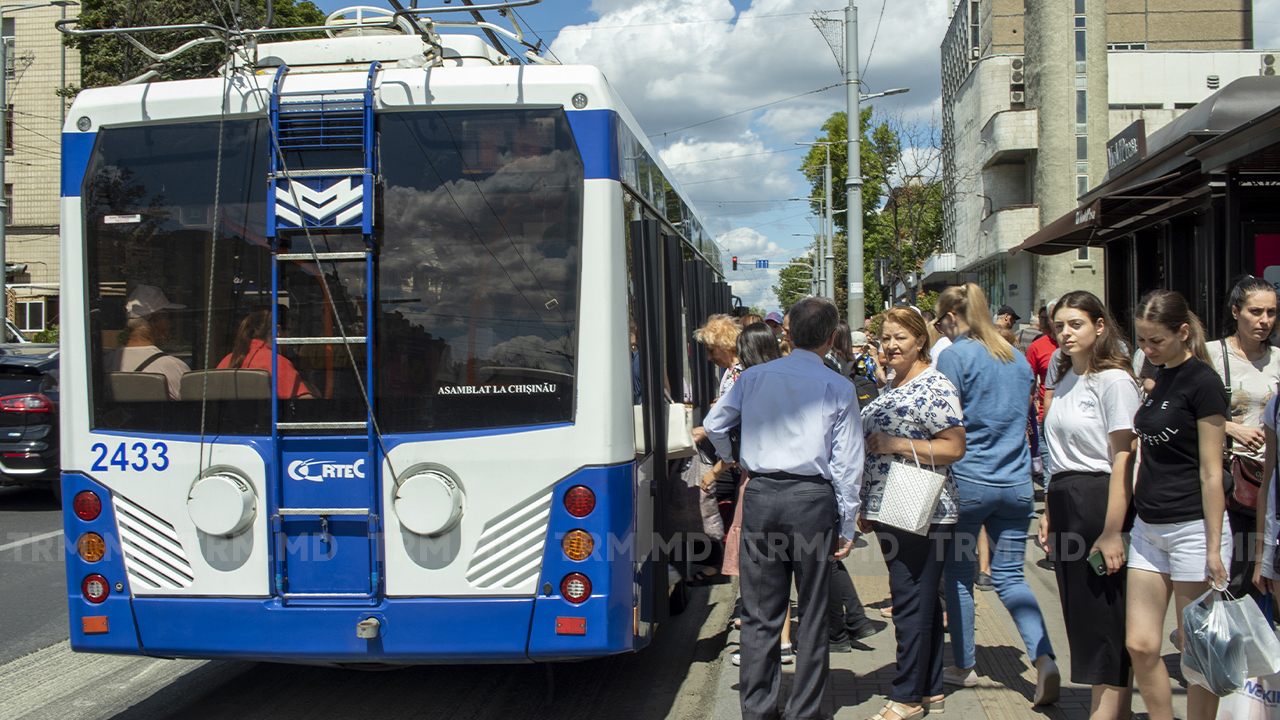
[266,62,383,602]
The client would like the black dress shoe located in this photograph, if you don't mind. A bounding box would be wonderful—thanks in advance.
[829,636,853,653]
[847,619,887,640]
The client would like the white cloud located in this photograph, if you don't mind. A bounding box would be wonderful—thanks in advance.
[550,0,951,308]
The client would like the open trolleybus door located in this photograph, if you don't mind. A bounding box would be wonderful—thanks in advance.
[630,218,677,623]
[265,62,384,601]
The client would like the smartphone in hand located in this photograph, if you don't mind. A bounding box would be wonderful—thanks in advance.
[1087,537,1131,576]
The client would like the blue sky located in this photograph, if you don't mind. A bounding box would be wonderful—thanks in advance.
[313,0,1280,313]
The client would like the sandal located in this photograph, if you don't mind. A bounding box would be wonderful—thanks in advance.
[867,701,924,720]
[923,694,945,713]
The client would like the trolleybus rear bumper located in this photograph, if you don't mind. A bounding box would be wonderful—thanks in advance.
[63,464,650,663]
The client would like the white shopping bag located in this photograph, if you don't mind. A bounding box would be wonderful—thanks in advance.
[1215,672,1280,720]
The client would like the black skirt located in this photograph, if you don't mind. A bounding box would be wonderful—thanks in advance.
[1047,471,1131,687]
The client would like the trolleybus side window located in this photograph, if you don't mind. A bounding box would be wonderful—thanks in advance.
[375,109,582,432]
[84,119,275,435]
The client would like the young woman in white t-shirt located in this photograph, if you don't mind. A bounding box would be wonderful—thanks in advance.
[1037,291,1142,720]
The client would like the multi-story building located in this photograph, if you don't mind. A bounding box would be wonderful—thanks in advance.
[929,0,1256,322]
[4,4,78,336]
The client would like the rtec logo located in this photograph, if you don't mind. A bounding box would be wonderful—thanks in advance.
[288,458,366,482]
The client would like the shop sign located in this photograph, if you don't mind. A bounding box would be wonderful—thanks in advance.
[1106,119,1146,177]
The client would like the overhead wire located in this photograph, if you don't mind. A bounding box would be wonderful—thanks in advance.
[647,82,845,138]
[512,8,560,64]
[667,147,805,167]
[540,8,845,33]
[861,0,889,81]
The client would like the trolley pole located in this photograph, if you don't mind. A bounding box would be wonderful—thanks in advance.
[845,2,863,326]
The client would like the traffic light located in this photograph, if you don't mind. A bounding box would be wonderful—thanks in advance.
[732,256,738,270]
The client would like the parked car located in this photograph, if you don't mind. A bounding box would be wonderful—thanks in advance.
[5,319,30,343]
[0,343,60,501]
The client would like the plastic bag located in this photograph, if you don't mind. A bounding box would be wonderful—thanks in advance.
[1215,672,1280,720]
[1219,593,1280,680]
[1182,589,1248,697]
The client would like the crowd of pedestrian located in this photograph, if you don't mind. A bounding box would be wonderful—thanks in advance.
[687,278,1278,720]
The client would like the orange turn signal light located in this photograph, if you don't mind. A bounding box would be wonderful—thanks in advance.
[562,530,594,561]
[77,533,105,563]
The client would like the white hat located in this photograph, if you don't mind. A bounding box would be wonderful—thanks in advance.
[125,285,185,319]
[850,330,869,346]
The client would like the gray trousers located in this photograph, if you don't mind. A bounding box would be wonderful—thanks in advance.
[739,474,838,720]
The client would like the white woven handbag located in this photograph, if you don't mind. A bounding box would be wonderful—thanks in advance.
[877,438,946,536]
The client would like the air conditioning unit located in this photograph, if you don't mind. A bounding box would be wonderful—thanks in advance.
[1010,57,1025,84]
[1263,54,1276,76]
[1011,90,1025,104]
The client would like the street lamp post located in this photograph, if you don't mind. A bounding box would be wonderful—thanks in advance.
[791,233,821,296]
[0,0,75,336]
[845,3,861,326]
[844,1,907,326]
[789,196,829,296]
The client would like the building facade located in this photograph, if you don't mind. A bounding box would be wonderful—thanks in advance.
[4,4,78,335]
[931,0,1255,322]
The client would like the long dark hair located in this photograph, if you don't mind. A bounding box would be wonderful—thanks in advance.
[1051,291,1133,382]
[1134,289,1210,364]
[737,322,782,369]
[229,309,272,369]
[1223,275,1277,338]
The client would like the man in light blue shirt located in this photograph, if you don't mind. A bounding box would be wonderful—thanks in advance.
[704,296,864,720]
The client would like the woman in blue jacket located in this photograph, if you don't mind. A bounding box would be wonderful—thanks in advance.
[933,283,1059,707]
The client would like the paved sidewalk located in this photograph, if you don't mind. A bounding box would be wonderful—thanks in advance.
[711,503,1190,720]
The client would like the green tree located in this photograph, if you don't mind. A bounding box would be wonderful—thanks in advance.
[799,110,944,310]
[62,0,325,94]
[772,253,816,310]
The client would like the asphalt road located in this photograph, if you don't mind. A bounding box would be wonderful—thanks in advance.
[0,486,68,667]
[0,490,735,720]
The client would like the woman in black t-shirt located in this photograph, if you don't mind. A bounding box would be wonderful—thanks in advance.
[1125,290,1230,720]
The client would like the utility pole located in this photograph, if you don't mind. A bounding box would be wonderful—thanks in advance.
[823,146,835,302]
[845,2,863,326]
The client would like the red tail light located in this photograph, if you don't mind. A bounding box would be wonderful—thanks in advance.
[560,573,591,603]
[563,486,596,517]
[82,574,109,603]
[73,491,102,521]
[0,393,53,413]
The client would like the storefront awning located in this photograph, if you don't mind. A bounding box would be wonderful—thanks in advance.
[1010,172,1196,255]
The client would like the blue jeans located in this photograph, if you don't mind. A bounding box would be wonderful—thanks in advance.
[944,480,1054,669]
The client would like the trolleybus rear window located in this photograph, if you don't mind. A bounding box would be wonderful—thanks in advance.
[82,109,581,435]
[375,109,581,432]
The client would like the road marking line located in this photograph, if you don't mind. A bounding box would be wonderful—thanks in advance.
[0,529,64,553]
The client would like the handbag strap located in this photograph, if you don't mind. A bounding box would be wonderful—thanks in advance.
[904,435,936,469]
[1222,338,1234,453]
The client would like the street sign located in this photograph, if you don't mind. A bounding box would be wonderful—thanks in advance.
[755,260,769,269]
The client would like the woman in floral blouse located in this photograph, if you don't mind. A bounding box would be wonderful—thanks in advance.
[858,306,967,720]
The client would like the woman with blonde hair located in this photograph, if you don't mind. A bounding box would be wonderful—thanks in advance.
[693,314,743,398]
[933,283,1059,706]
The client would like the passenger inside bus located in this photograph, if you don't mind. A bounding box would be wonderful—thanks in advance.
[217,309,314,399]
[105,285,191,401]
